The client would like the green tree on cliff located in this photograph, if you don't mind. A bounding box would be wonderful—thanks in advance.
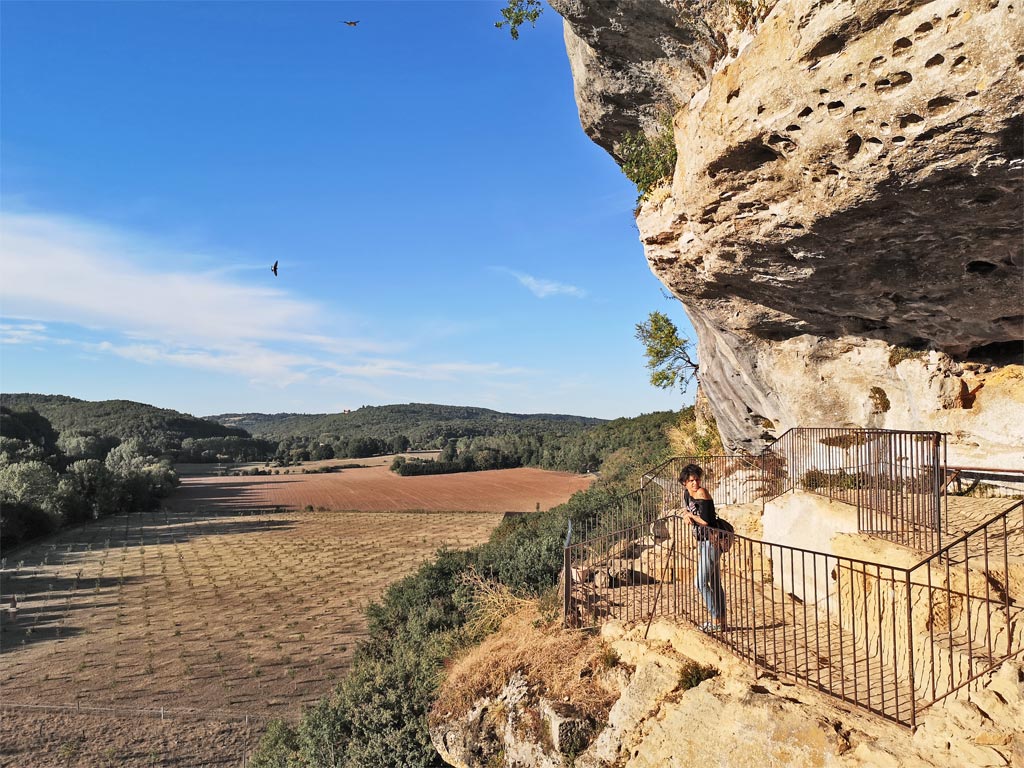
[496,0,543,39]
[635,310,698,393]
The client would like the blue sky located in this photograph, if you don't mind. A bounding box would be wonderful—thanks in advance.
[1,0,694,420]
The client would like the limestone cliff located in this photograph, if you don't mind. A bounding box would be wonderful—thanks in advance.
[431,618,1024,768]
[551,0,1023,464]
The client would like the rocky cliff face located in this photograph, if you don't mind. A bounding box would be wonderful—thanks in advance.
[551,0,1023,463]
[432,619,1024,768]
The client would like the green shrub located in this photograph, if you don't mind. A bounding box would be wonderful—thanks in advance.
[0,500,57,554]
[888,346,927,367]
[869,387,891,413]
[619,111,677,199]
[249,720,298,768]
[818,433,870,449]
[678,660,718,690]
[728,0,777,28]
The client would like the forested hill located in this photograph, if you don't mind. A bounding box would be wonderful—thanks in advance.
[208,403,607,445]
[0,393,249,447]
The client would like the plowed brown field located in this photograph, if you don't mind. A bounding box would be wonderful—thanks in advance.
[167,459,595,514]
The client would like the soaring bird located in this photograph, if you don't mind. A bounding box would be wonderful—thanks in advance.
[271,260,278,276]
[340,20,359,26]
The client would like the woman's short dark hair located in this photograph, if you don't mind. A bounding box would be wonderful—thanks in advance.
[679,463,703,482]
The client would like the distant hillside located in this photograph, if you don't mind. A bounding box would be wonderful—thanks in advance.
[1,393,249,447]
[208,403,607,445]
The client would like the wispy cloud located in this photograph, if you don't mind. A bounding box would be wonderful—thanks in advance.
[0,321,50,345]
[0,210,530,391]
[494,267,587,299]
[320,359,526,381]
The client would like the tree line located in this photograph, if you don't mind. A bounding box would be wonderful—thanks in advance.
[0,407,178,553]
[388,409,683,476]
[2,394,276,464]
[209,403,605,447]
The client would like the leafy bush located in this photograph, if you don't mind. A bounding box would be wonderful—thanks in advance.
[678,660,719,690]
[249,719,298,768]
[888,346,927,367]
[619,111,677,198]
[800,469,867,491]
[0,500,58,553]
[495,0,543,40]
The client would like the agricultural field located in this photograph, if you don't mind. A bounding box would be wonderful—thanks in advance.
[167,457,595,514]
[0,463,593,766]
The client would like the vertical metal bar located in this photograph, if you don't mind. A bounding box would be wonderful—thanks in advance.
[934,433,943,551]
[748,539,758,678]
[837,559,846,702]
[1005,511,1013,658]
[802,550,810,684]
[963,536,972,690]
[813,551,821,691]
[825,555,834,697]
[876,563,885,716]
[563,522,572,627]
[889,566,900,723]
[771,544,779,673]
[852,565,861,708]
[789,547,797,682]
[905,567,917,729]
[926,560,936,703]
[983,525,992,666]
[944,552,954,702]
[862,565,872,712]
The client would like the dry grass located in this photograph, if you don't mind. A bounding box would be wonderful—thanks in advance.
[666,415,723,457]
[460,569,535,639]
[431,604,621,726]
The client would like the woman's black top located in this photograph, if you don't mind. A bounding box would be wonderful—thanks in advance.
[684,489,717,542]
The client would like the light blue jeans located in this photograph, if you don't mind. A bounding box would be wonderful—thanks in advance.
[696,539,726,622]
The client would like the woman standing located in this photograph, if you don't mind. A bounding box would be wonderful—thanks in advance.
[680,464,726,632]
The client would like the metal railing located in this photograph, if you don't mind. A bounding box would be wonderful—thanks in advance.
[906,498,1024,717]
[564,438,1023,727]
[764,428,945,552]
[641,455,768,507]
[565,498,1023,726]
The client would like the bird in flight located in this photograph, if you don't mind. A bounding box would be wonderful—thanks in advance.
[340,20,359,26]
[271,260,278,276]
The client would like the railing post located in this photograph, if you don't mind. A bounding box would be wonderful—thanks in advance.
[905,567,916,729]
[935,433,945,552]
[563,520,573,628]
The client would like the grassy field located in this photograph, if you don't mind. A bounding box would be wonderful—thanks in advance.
[0,462,593,767]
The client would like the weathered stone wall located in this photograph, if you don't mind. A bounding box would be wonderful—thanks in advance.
[553,0,1023,464]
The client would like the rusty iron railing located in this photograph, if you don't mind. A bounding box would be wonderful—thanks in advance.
[640,455,769,507]
[565,434,1022,727]
[565,498,1023,727]
[905,498,1024,719]
[763,428,946,552]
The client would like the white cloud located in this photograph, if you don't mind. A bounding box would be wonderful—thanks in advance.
[0,210,530,391]
[92,340,313,386]
[320,359,526,381]
[1,211,336,348]
[0,321,49,345]
[494,267,587,299]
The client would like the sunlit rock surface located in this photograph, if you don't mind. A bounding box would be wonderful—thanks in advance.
[431,619,1024,768]
[552,0,1023,463]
